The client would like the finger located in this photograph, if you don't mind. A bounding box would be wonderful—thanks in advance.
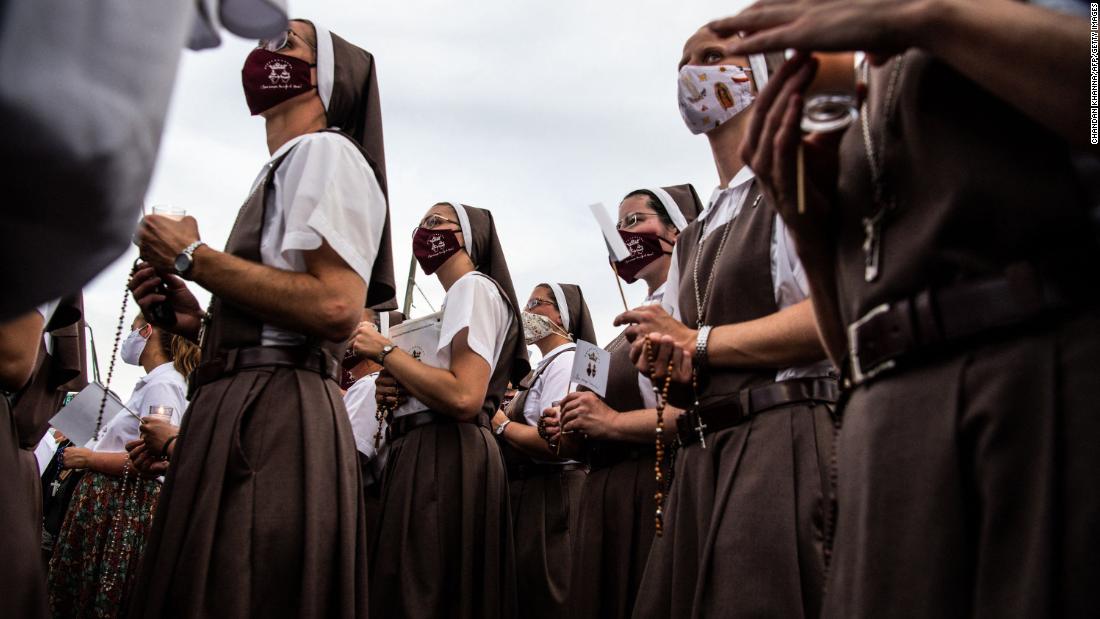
[729,22,823,56]
[623,324,644,344]
[709,5,800,38]
[128,266,158,289]
[161,271,190,291]
[629,337,646,365]
[741,52,813,165]
[650,335,675,381]
[612,310,646,327]
[752,58,816,179]
[772,92,805,213]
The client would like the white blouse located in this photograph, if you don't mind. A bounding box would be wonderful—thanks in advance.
[521,342,575,427]
[92,362,188,453]
[251,131,388,346]
[664,166,832,381]
[343,372,381,459]
[391,272,513,420]
[522,342,579,465]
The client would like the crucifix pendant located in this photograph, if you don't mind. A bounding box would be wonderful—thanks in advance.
[861,209,885,283]
[694,414,708,449]
[50,479,61,496]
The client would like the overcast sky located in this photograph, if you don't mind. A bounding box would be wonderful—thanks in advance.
[81,0,750,393]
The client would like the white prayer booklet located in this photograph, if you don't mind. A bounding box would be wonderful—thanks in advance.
[49,382,133,446]
[388,311,444,417]
[589,202,630,261]
[570,339,610,398]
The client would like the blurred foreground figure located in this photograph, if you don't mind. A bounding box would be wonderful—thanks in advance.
[0,0,287,320]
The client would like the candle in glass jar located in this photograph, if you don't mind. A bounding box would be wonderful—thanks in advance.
[148,405,174,420]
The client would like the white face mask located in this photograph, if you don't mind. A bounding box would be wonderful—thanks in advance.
[522,311,569,346]
[120,327,149,366]
[677,64,754,135]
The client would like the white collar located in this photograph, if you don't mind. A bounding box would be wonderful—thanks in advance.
[538,342,576,369]
[702,166,756,220]
[267,133,311,163]
[644,282,667,305]
[138,362,177,386]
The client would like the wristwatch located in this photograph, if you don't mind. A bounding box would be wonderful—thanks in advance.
[174,240,207,279]
[695,325,713,368]
[376,344,397,365]
[495,418,512,436]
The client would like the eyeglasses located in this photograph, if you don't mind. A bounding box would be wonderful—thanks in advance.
[524,298,558,311]
[616,211,659,230]
[417,214,462,230]
[257,29,316,53]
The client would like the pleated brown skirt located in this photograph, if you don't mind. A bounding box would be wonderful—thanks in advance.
[632,400,835,619]
[823,309,1100,618]
[509,467,586,619]
[127,366,369,618]
[569,452,656,619]
[370,420,517,619]
[0,396,48,619]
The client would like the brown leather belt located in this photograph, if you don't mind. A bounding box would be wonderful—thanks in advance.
[677,377,838,447]
[508,461,587,481]
[846,262,1074,386]
[386,410,490,443]
[190,345,339,396]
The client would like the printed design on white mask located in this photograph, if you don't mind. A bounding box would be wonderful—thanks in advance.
[120,327,149,366]
[522,311,570,346]
[678,64,754,135]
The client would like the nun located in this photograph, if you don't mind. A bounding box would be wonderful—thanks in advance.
[615,27,838,618]
[549,184,701,619]
[492,282,596,619]
[128,19,393,618]
[354,202,529,619]
[0,297,85,619]
[716,2,1100,616]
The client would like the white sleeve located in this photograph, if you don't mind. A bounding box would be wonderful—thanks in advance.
[438,275,510,373]
[273,132,386,285]
[665,245,682,321]
[523,352,574,426]
[771,214,811,309]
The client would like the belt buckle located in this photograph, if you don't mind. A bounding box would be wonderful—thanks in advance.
[847,303,897,385]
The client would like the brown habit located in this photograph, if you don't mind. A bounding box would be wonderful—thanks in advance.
[568,332,655,619]
[1,296,86,619]
[569,183,703,619]
[370,203,529,619]
[128,26,390,618]
[127,135,374,618]
[822,50,1100,618]
[632,185,835,619]
[501,283,593,619]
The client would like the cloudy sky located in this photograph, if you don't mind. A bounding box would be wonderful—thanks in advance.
[82,0,750,392]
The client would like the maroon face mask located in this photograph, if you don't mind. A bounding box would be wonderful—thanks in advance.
[413,227,462,275]
[241,48,316,116]
[615,230,673,283]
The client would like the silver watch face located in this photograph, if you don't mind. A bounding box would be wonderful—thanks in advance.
[174,252,192,274]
